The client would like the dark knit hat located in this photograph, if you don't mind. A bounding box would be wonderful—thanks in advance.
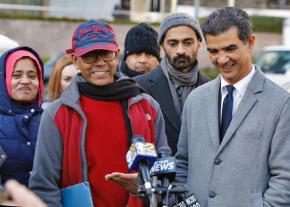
[158,13,203,44]
[124,23,160,60]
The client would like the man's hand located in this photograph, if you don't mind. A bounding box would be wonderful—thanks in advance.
[105,172,138,194]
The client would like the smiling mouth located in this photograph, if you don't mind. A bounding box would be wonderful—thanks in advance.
[91,71,107,74]
[219,63,234,70]
[221,66,232,70]
[19,87,32,91]
[91,71,108,76]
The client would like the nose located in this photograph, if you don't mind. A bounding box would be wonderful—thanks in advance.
[176,44,186,55]
[216,52,229,65]
[138,53,148,63]
[94,56,106,66]
[20,76,31,84]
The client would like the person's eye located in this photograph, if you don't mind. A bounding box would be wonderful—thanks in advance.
[12,73,21,79]
[207,48,218,55]
[133,53,141,58]
[169,42,177,47]
[28,73,37,79]
[64,77,72,82]
[226,47,237,52]
[86,54,94,59]
[83,52,95,59]
[184,40,193,46]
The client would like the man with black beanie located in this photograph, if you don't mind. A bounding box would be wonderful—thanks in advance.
[135,13,209,154]
[118,23,160,77]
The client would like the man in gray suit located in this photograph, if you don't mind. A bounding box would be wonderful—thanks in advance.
[175,7,290,206]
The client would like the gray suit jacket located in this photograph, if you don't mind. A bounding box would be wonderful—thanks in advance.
[175,66,290,207]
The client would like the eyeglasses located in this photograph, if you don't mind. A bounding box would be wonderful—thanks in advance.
[81,51,116,64]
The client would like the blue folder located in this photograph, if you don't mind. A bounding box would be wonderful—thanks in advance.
[61,182,94,207]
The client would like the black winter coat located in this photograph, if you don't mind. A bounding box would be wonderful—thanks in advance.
[134,66,209,154]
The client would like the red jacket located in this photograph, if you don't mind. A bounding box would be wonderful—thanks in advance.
[29,77,169,207]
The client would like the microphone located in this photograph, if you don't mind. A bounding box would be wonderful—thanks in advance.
[150,146,176,189]
[126,136,158,198]
[151,146,175,206]
[172,194,200,207]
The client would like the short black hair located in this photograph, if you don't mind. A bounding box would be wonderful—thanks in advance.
[202,7,253,42]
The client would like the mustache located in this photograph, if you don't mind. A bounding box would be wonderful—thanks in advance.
[173,55,190,61]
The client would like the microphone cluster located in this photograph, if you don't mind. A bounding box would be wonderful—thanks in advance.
[126,136,200,207]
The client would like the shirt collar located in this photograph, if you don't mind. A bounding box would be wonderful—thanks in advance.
[220,65,255,96]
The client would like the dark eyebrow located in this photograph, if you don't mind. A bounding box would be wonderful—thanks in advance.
[224,44,238,50]
[207,44,238,53]
[207,47,217,53]
[27,70,38,74]
[166,39,178,42]
[183,38,194,41]
[13,69,37,74]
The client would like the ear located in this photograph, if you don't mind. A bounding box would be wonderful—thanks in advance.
[115,49,120,63]
[197,40,201,49]
[71,54,80,69]
[247,34,256,49]
[160,43,165,54]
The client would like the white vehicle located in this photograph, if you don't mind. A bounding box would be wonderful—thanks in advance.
[256,45,290,92]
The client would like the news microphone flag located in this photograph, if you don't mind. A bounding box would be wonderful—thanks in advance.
[126,136,158,171]
[150,156,176,176]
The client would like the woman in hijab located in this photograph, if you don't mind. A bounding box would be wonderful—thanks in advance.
[0,46,43,187]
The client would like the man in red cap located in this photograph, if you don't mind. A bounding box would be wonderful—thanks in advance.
[29,20,169,207]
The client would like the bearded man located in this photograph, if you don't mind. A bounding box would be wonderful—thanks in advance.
[135,13,209,154]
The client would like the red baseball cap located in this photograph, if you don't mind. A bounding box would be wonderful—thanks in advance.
[66,20,118,56]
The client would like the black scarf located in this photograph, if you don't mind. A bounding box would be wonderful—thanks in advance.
[77,74,145,101]
[77,74,145,144]
[120,59,144,78]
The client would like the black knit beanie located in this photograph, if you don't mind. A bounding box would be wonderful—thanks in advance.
[124,23,160,60]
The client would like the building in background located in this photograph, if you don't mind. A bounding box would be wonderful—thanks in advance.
[113,0,177,22]
[47,0,119,21]
[113,0,290,22]
[0,0,119,21]
[0,0,289,22]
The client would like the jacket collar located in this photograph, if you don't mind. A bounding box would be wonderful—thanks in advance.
[207,65,265,152]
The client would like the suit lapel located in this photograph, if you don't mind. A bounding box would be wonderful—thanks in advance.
[206,77,221,150]
[149,70,180,131]
[217,67,264,154]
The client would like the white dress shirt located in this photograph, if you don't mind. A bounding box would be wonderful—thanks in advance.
[220,65,255,122]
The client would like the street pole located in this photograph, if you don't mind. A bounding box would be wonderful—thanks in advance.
[228,0,235,7]
[278,0,286,9]
[194,0,199,19]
